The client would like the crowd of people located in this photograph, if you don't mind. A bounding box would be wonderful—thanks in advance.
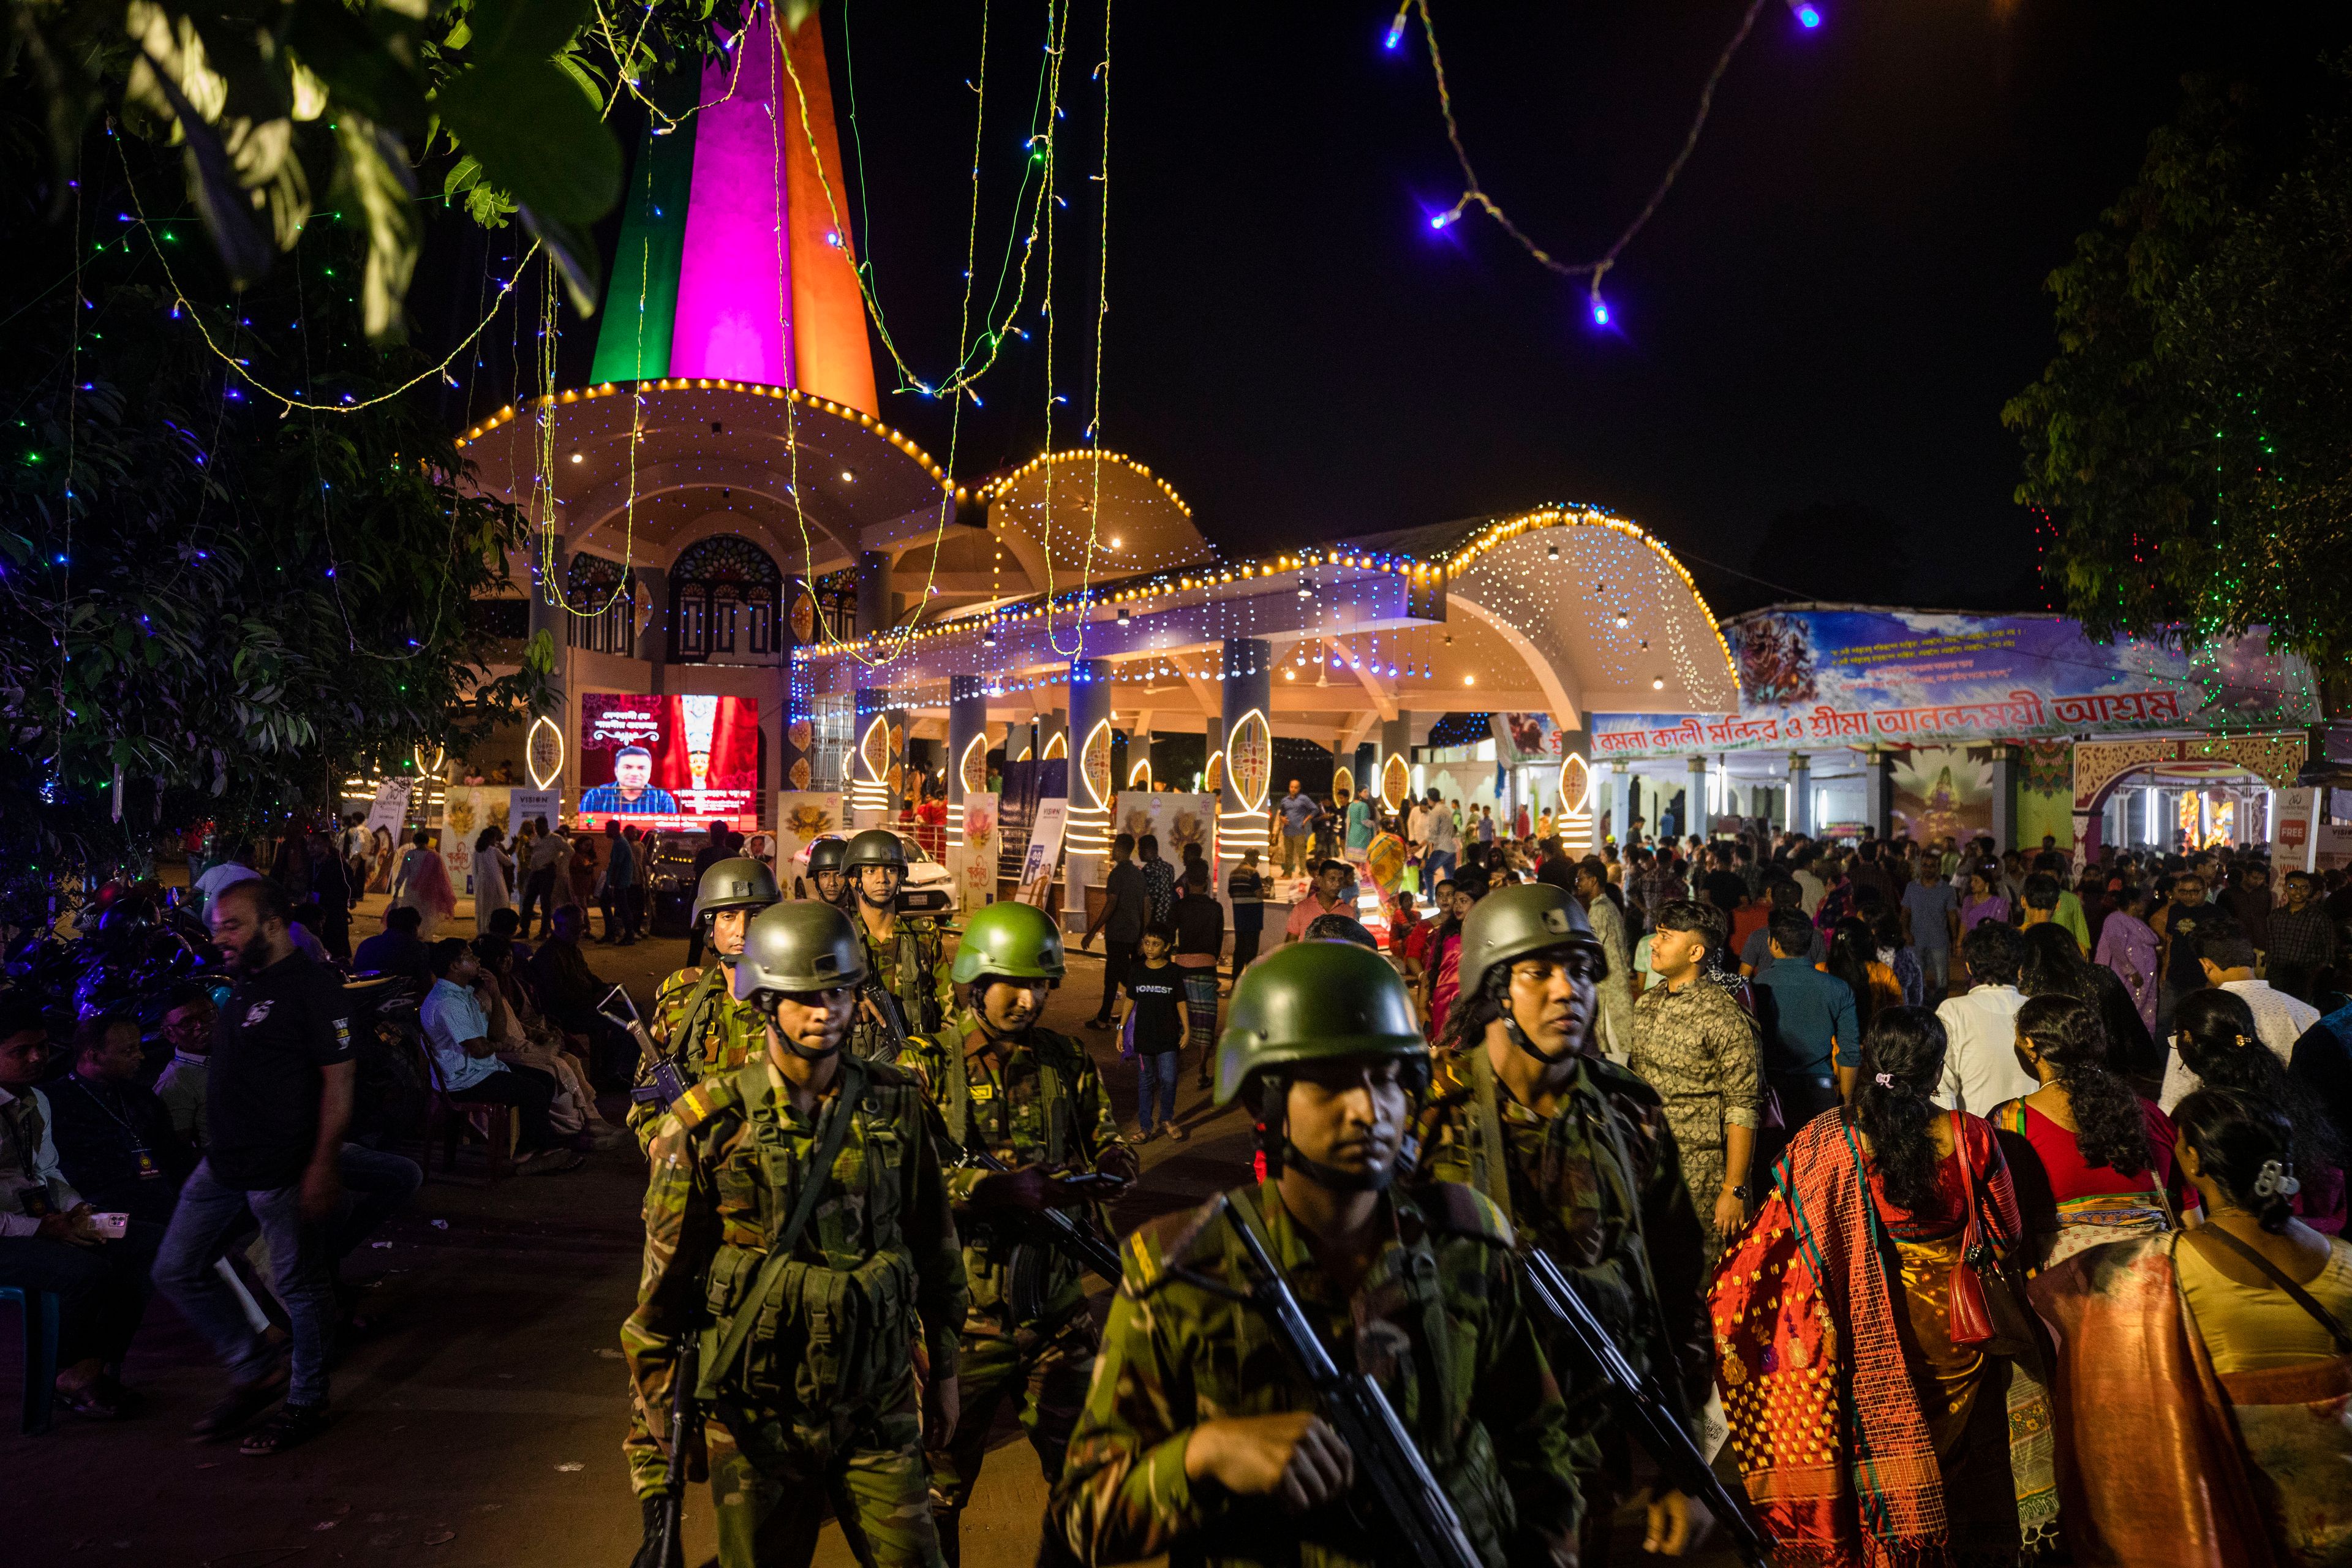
[10,785,2350,1568]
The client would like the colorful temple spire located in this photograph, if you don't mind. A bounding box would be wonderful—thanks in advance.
[589,2,878,415]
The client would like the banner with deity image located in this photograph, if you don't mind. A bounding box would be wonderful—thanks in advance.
[952,793,1000,913]
[774,792,846,899]
[1591,609,2316,760]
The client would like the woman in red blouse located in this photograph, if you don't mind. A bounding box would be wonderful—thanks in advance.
[1990,992,2183,1269]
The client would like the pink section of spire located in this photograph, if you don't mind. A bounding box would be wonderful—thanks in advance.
[671,4,793,383]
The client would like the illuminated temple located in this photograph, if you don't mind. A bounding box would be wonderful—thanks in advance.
[455,5,2324,899]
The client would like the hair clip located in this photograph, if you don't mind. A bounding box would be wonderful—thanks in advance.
[2253,1159,2301,1200]
[1874,1072,1896,1089]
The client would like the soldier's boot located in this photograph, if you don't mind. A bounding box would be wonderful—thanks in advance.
[630,1495,684,1568]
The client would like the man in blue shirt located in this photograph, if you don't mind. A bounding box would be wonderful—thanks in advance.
[418,940,578,1173]
[1274,780,1319,878]
[578,745,680,815]
[1750,907,1858,1174]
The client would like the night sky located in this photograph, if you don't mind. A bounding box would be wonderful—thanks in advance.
[486,1,2352,617]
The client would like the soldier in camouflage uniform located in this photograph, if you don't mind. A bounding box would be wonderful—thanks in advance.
[842,829,952,1063]
[625,858,782,1152]
[622,901,967,1568]
[1054,941,1586,1568]
[805,835,853,913]
[1415,883,1714,1561]
[899,900,1136,1567]
[1626,899,1762,1265]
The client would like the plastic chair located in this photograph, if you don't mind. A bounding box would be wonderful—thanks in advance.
[0,1285,59,1436]
[418,1041,515,1183]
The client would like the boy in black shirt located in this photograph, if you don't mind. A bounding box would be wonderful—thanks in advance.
[1117,924,1188,1143]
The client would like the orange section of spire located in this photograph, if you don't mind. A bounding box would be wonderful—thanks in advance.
[782,12,881,418]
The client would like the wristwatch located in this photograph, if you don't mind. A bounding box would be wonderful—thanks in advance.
[1729,1183,1752,1201]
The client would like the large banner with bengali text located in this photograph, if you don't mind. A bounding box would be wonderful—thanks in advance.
[1593,610,2315,760]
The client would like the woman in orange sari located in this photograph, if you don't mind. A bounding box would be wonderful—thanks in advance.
[2030,1088,2352,1566]
[1713,1006,2047,1565]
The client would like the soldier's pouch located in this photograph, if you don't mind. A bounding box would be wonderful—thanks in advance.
[725,1248,916,1413]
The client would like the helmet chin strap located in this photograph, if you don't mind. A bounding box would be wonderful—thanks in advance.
[1500,1008,1578,1067]
[1280,1144,1400,1193]
[769,1023,845,1063]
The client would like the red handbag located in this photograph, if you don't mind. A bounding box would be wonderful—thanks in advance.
[1943,1109,2041,1364]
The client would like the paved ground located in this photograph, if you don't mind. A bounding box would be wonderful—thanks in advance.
[5,897,1733,1567]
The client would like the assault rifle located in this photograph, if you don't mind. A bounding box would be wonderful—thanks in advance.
[605,984,687,1110]
[1221,1196,1485,1568]
[954,1144,1126,1289]
[858,971,912,1066]
[1517,1248,1771,1566]
[650,1330,697,1568]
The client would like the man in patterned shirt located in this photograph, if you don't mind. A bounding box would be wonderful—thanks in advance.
[1629,899,1763,1263]
[900,900,1134,1566]
[2266,869,2337,1003]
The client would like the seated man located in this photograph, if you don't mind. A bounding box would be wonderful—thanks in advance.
[352,905,433,993]
[419,940,580,1175]
[526,904,636,1088]
[0,998,154,1419]
[154,983,219,1153]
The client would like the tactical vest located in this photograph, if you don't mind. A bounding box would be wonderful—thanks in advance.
[693,1058,918,1414]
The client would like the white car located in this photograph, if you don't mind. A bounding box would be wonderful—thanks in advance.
[793,831,957,915]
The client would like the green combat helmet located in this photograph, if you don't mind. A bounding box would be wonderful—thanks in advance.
[1456,882,1605,1000]
[806,836,849,878]
[692,856,782,926]
[842,828,909,873]
[949,899,1066,984]
[1213,940,1426,1107]
[732,901,869,1001]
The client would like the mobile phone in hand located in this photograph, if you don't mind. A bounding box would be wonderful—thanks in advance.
[90,1213,130,1241]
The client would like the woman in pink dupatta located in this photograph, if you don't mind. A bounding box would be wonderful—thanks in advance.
[1712,1006,2046,1566]
[389,827,457,937]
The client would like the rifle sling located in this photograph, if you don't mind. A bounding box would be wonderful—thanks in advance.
[1227,1182,1458,1465]
[699,1054,870,1397]
[676,967,728,1063]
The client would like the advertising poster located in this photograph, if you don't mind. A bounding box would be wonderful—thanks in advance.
[1593,611,2316,760]
[437,786,511,895]
[1016,798,1069,908]
[508,788,562,837]
[775,793,846,898]
[578,693,761,831]
[951,793,1000,913]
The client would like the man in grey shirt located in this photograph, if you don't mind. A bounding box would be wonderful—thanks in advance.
[1899,862,1961,1001]
[1080,833,1147,1028]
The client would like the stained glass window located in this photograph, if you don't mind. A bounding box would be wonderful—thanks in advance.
[564,551,637,655]
[670,535,785,662]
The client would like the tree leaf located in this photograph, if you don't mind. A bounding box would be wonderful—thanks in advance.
[516,205,601,315]
[135,47,277,286]
[285,0,432,132]
[463,0,598,69]
[436,56,620,224]
[330,115,420,341]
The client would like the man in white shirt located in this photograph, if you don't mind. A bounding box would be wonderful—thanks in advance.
[1933,922,2037,1112]
[418,940,578,1173]
[1792,850,1826,918]
[2158,915,2320,1110]
[194,843,261,922]
[1421,789,1460,885]
[0,998,145,1417]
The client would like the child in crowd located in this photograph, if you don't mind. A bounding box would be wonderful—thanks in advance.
[1118,924,1188,1144]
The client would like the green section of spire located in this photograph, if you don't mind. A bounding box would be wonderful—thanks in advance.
[590,74,701,383]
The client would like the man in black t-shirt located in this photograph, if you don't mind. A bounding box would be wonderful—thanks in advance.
[153,877,355,1457]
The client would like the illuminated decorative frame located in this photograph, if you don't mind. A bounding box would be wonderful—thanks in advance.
[1079,720,1115,811]
[848,712,892,822]
[1225,709,1272,813]
[1556,753,1594,854]
[1043,731,1068,761]
[1204,750,1225,795]
[1380,753,1411,814]
[526,716,565,791]
[959,733,989,796]
[413,744,447,778]
[1333,766,1355,802]
[1128,757,1153,789]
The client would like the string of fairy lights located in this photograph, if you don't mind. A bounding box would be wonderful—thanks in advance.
[1394,0,1816,326]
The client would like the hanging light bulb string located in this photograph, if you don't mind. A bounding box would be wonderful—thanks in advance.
[1409,0,1774,320]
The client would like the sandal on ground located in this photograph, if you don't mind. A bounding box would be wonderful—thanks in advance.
[55,1378,124,1419]
[519,1147,585,1175]
[240,1401,331,1456]
[192,1364,289,1439]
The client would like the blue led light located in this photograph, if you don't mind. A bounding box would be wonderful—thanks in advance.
[1795,2,1821,25]
[1591,298,1611,327]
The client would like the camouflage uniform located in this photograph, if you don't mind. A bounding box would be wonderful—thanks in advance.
[901,1025,1123,1566]
[625,965,770,1152]
[1052,1178,1587,1568]
[620,964,775,1502]
[852,915,954,1063]
[1626,974,1762,1263]
[622,1056,968,1568]
[1415,1046,1712,1541]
